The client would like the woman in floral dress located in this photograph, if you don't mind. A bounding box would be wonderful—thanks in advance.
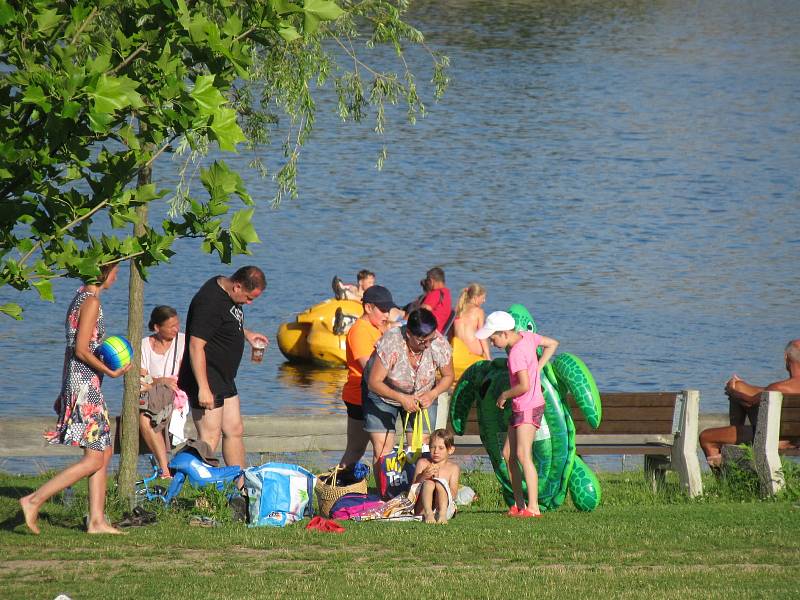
[20,264,131,534]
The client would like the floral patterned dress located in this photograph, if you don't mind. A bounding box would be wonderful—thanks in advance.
[45,287,112,451]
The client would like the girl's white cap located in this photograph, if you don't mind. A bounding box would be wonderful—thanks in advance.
[475,311,516,339]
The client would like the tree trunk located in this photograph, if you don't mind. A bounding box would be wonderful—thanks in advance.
[117,165,151,506]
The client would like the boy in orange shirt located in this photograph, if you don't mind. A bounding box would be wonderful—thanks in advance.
[339,286,398,468]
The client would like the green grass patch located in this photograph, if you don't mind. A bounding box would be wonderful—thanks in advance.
[1,466,799,599]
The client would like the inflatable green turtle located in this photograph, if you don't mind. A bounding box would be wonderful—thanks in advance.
[450,304,602,511]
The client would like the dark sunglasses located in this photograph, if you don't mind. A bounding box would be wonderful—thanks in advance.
[406,330,435,348]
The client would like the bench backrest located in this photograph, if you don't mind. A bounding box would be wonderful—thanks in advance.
[568,392,679,435]
[779,393,800,438]
[458,392,680,436]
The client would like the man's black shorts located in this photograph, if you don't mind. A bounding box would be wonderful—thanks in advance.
[188,387,236,410]
[344,401,365,421]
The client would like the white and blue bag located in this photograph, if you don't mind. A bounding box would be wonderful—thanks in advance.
[243,462,316,527]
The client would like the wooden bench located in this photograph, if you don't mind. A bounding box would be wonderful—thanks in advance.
[454,390,704,497]
[752,392,800,495]
[0,391,706,499]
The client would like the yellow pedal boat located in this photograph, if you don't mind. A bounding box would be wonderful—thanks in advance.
[278,298,486,379]
[276,298,363,368]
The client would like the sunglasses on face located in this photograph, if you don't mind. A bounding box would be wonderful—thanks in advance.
[406,331,435,348]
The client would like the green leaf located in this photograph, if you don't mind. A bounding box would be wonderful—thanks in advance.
[303,12,320,35]
[0,2,15,26]
[36,8,60,34]
[222,13,243,37]
[190,75,226,117]
[229,207,260,245]
[278,22,301,42]
[200,161,240,202]
[210,107,246,151]
[87,51,112,75]
[32,280,54,302]
[0,303,23,320]
[184,12,211,42]
[270,0,304,14]
[117,124,141,150]
[303,0,344,34]
[22,85,52,112]
[88,109,114,133]
[61,100,82,120]
[89,75,144,114]
[135,184,162,203]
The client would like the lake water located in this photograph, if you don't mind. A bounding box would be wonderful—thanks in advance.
[1,0,798,427]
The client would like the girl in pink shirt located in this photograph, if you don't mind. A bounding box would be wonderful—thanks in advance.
[476,310,559,517]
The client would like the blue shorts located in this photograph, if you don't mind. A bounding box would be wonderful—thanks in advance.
[363,389,438,434]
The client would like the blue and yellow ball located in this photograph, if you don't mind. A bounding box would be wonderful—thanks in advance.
[96,335,133,370]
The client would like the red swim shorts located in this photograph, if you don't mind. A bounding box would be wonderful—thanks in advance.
[510,405,544,429]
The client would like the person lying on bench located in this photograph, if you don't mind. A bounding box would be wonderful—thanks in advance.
[699,339,800,468]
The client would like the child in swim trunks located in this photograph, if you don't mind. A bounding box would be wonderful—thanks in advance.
[476,310,559,518]
[410,429,460,524]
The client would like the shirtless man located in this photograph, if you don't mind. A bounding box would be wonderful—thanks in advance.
[332,269,375,301]
[699,340,800,467]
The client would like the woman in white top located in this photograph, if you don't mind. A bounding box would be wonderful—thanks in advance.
[140,305,185,476]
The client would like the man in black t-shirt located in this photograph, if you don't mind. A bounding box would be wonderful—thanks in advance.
[178,266,268,471]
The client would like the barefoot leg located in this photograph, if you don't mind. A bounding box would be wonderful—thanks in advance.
[506,427,526,510]
[139,413,171,475]
[421,480,436,523]
[20,448,105,534]
[87,447,123,534]
[699,425,752,466]
[515,424,540,515]
[433,481,449,524]
[19,495,41,535]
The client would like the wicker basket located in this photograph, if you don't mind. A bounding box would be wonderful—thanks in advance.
[315,466,368,517]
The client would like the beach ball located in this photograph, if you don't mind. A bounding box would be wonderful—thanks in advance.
[96,335,133,370]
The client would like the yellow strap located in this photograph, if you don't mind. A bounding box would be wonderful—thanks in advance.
[410,406,432,455]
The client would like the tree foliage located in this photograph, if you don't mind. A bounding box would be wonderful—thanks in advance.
[0,0,449,319]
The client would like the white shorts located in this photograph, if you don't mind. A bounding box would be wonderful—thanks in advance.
[409,477,456,520]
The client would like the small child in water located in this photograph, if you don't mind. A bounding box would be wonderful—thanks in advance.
[410,429,461,524]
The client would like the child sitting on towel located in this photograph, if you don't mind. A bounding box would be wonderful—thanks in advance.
[410,429,460,524]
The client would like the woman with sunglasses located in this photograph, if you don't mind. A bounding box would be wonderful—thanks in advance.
[365,308,454,465]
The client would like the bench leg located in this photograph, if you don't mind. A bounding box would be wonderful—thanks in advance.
[720,444,756,474]
[672,389,703,497]
[754,391,784,496]
[644,455,669,493]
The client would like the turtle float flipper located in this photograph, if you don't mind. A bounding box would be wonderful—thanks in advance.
[450,359,493,435]
[537,365,572,510]
[569,455,602,511]
[553,352,601,428]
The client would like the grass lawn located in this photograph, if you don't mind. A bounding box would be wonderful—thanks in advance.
[1,465,799,599]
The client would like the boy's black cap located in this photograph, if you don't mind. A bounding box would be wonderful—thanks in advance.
[362,285,398,312]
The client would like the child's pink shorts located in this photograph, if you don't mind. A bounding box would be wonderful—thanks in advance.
[510,405,544,429]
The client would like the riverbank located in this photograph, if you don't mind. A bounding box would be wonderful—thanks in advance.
[0,411,730,475]
[1,470,798,599]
